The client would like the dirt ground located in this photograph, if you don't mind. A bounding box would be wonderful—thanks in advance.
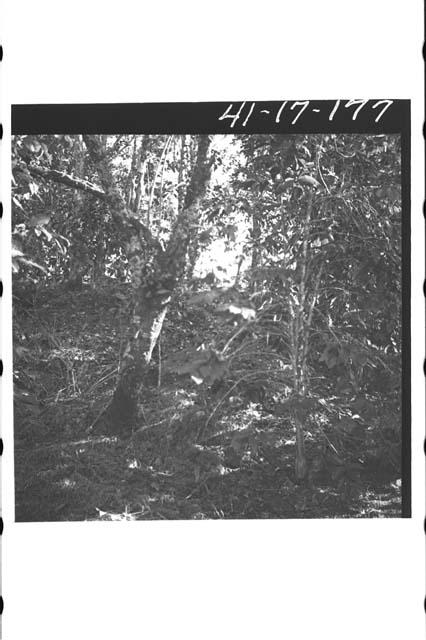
[13,283,402,521]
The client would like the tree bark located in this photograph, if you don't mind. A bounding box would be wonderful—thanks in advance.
[68,136,88,288]
[133,136,149,215]
[15,164,107,200]
[83,134,212,435]
[17,135,212,435]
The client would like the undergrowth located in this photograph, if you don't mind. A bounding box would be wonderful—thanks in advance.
[13,281,402,521]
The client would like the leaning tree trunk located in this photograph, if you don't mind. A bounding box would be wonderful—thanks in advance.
[84,134,212,435]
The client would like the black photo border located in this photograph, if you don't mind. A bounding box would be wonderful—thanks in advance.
[11,100,411,517]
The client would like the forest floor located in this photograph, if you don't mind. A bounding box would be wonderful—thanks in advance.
[13,281,402,521]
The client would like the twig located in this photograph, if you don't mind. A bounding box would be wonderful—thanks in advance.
[316,139,331,194]
[220,320,253,355]
[86,401,112,432]
[134,417,168,434]
[85,367,118,395]
[157,336,162,388]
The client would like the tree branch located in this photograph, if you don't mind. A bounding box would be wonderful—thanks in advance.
[162,135,212,274]
[83,135,163,254]
[15,139,163,255]
[15,164,107,199]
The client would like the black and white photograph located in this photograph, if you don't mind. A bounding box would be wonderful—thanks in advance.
[2,2,424,638]
[11,114,409,521]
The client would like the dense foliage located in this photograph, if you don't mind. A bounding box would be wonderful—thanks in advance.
[12,133,403,520]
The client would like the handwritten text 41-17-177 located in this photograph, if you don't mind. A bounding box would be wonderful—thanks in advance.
[218,99,394,128]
